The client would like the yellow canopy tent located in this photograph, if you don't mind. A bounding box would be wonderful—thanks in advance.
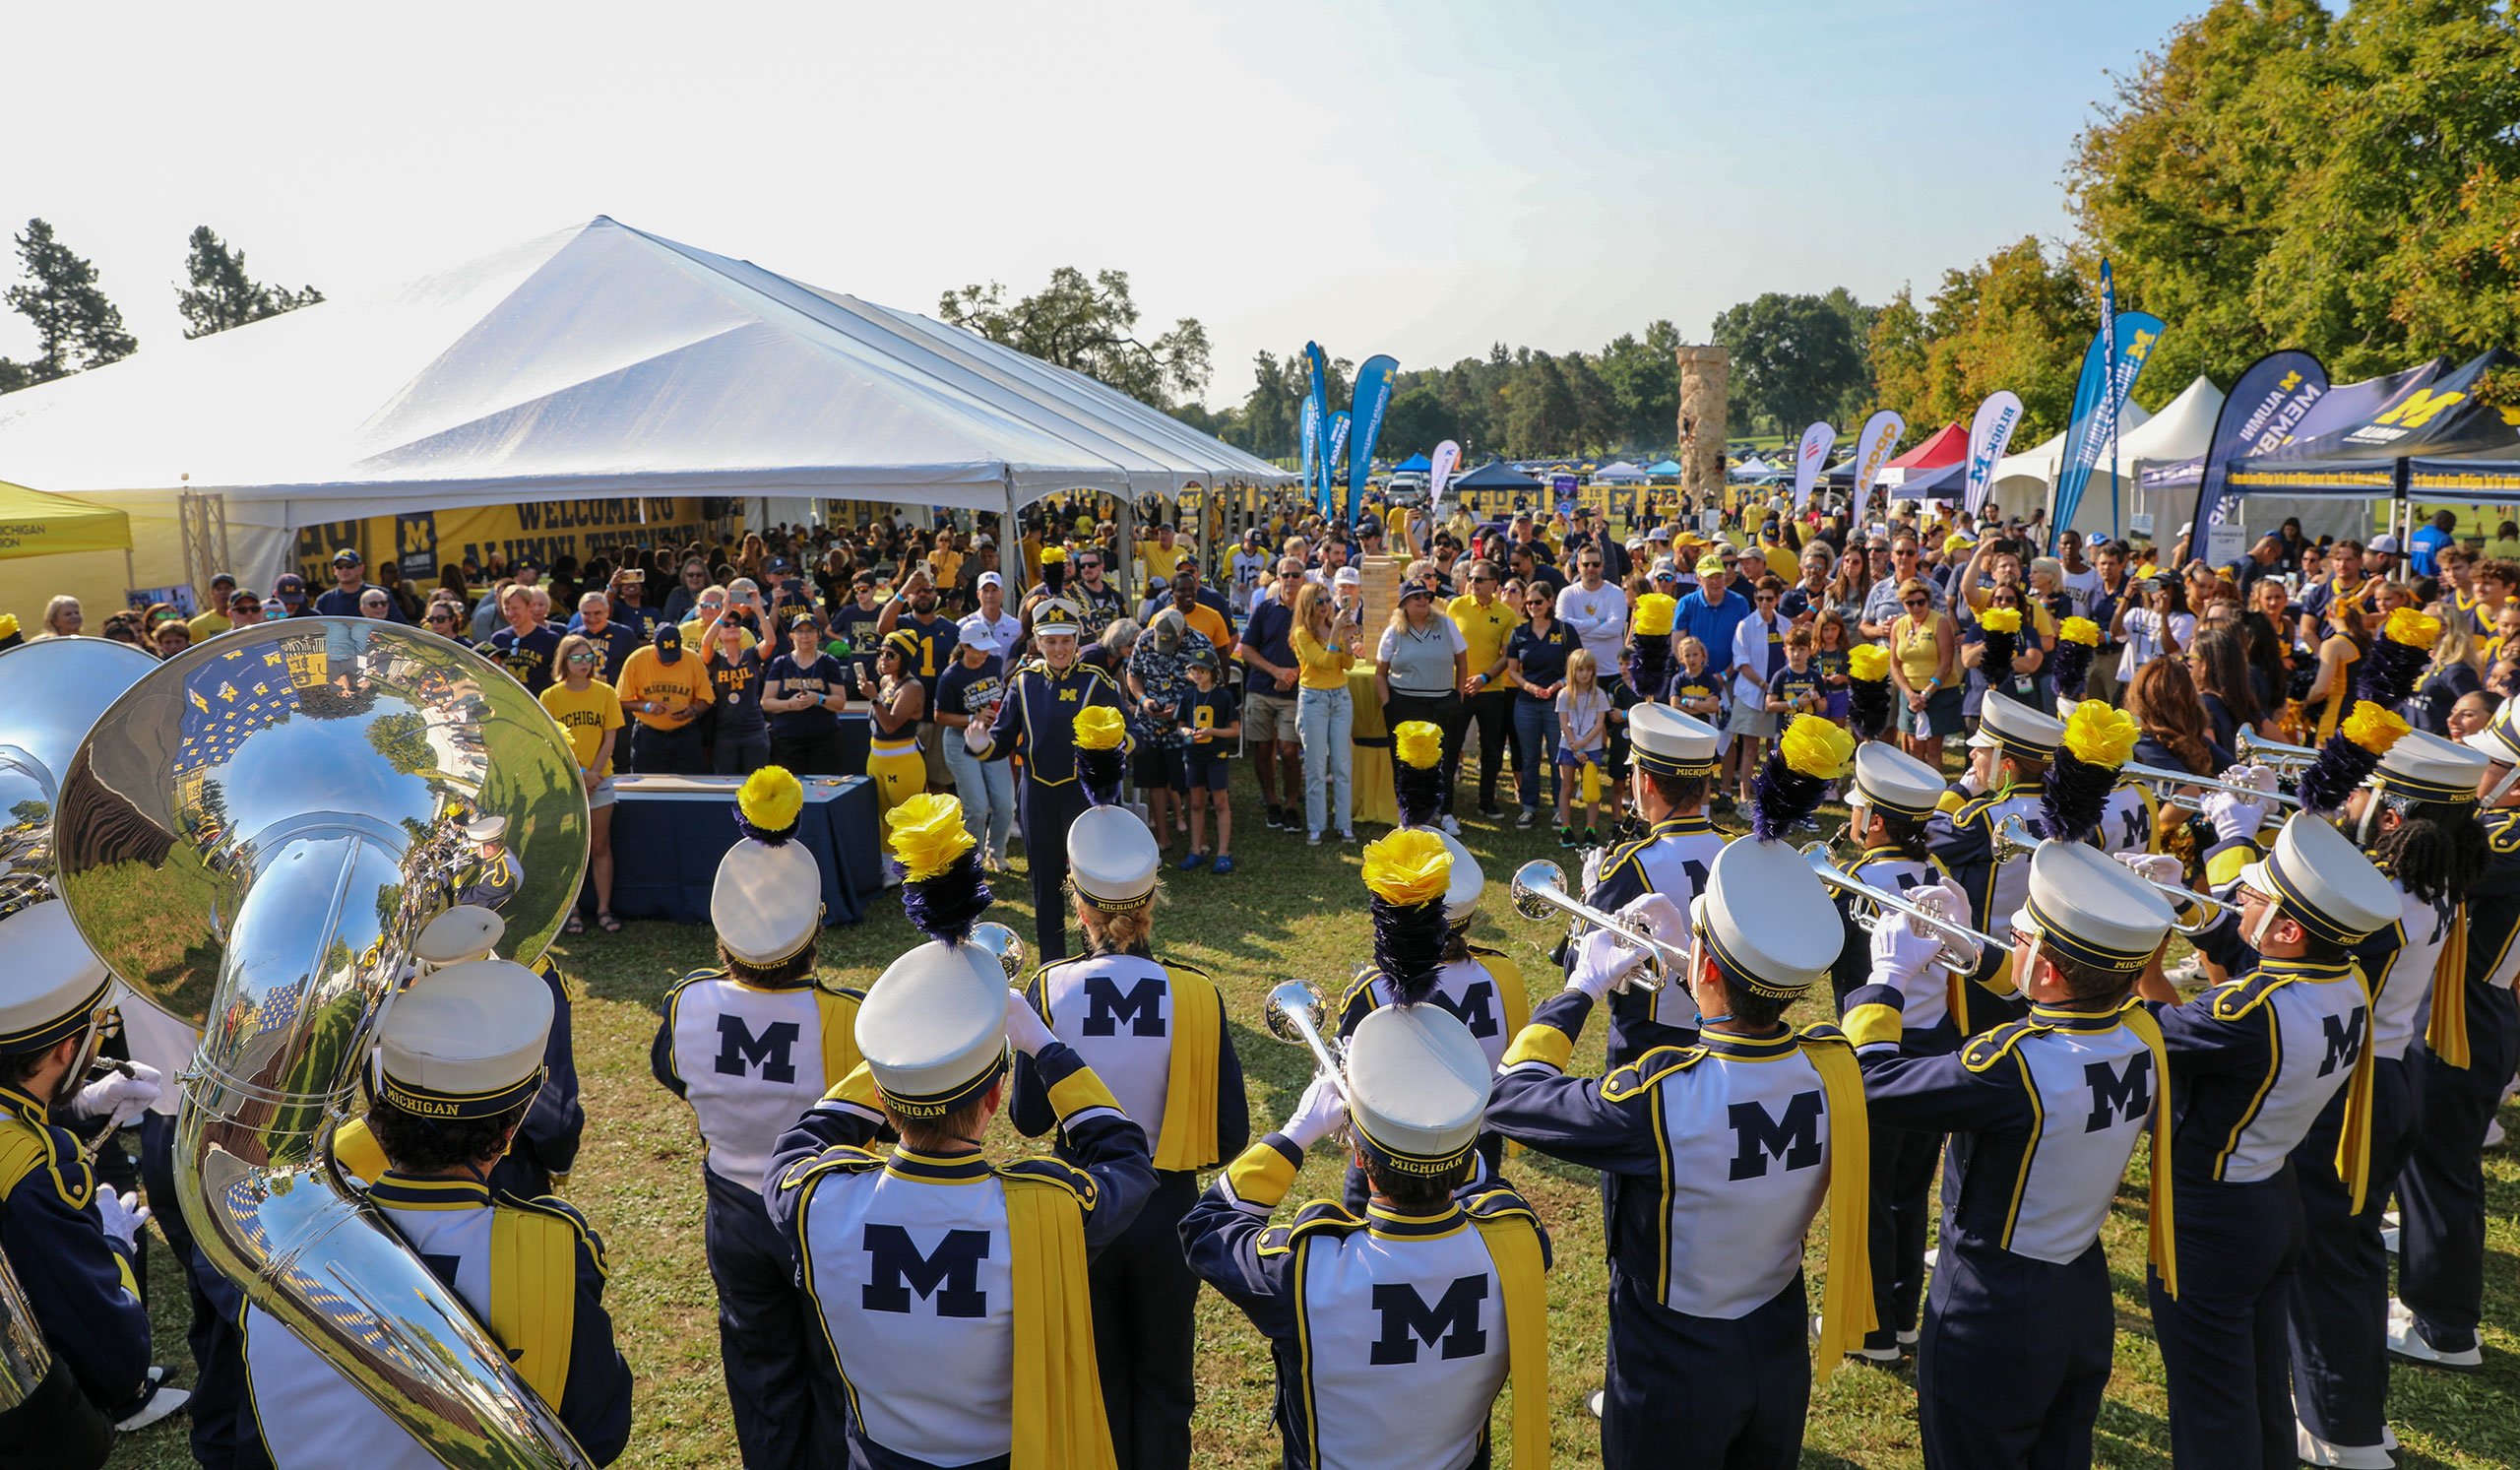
[0,480,132,559]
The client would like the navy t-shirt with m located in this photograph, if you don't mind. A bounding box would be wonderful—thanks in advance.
[767,653,848,739]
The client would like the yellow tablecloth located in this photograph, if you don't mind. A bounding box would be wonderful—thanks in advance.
[1348,667,1398,825]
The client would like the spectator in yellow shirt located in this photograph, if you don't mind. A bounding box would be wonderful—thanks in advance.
[1139,522,1187,586]
[541,633,624,934]
[1446,558,1521,819]
[188,572,240,640]
[614,623,715,775]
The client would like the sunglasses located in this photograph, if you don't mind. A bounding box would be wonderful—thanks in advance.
[1903,596,1928,607]
[426,611,455,623]
[567,653,598,666]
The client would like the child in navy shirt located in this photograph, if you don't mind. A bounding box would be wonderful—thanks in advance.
[1173,649,1241,874]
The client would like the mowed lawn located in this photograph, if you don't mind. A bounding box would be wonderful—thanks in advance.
[112,754,2520,1468]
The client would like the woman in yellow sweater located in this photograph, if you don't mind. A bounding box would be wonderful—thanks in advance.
[1290,581,1360,844]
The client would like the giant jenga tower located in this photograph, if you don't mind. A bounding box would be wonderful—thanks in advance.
[1674,345,1729,501]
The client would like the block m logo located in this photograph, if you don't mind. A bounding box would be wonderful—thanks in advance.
[2318,1008,2366,1078]
[1423,980,1499,1039]
[1368,1275,1489,1365]
[1728,1091,1824,1181]
[2374,389,2466,429]
[861,1225,989,1317]
[715,1015,800,1083]
[1082,976,1166,1037]
[2083,1053,2153,1132]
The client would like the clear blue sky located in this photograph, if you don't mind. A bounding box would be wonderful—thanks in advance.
[1,0,2207,408]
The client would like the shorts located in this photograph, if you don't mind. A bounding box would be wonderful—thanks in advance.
[1242,688,1299,742]
[1133,742,1188,792]
[585,775,616,810]
[1727,701,1780,739]
[1899,683,1966,738]
[1185,749,1231,791]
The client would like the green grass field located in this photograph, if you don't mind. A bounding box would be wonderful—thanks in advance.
[108,757,2520,1468]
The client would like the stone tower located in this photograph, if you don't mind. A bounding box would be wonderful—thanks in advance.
[1674,345,1729,500]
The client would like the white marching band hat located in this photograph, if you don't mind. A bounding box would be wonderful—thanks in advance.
[1969,694,2064,761]
[415,905,505,967]
[714,831,824,967]
[2010,842,2174,976]
[2240,812,2400,948]
[1345,1003,1489,1177]
[1690,839,1841,998]
[461,813,510,844]
[2371,727,2488,805]
[1033,599,1085,637]
[1070,804,1161,914]
[1439,831,1483,930]
[1849,741,1945,822]
[857,940,1009,1120]
[0,901,112,1055]
[1628,703,1719,779]
[375,959,554,1120]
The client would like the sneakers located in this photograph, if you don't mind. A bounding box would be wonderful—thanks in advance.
[1265,804,1287,831]
[2488,1117,2506,1148]
[1176,851,1208,871]
[1810,1314,1901,1362]
[1477,804,1504,822]
[1896,1329,1919,1347]
[1586,1388,1606,1421]
[115,1369,191,1433]
[1213,855,1235,875]
[1308,830,1323,846]
[1516,807,1539,829]
[2382,1207,2400,1254]
[2295,1422,2396,1469]
[1558,826,1578,849]
[2386,1297,2482,1368]
[1337,829,1357,843]
[1439,813,1462,836]
[1583,826,1600,847]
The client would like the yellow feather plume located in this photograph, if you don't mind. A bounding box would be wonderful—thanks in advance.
[1361,828,1452,907]
[737,765,804,832]
[1073,706,1126,751]
[1780,714,1856,780]
[884,793,976,881]
[2060,616,2102,647]
[2382,607,2442,651]
[2342,701,2413,755]
[1393,720,1443,770]
[0,613,18,640]
[1978,607,2023,634]
[1847,644,1891,681]
[1632,593,1677,637]
[1038,545,1068,565]
[2060,700,2139,768]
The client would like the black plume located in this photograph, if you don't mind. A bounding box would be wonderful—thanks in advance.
[1847,674,1892,741]
[2297,731,2384,815]
[1622,633,1674,704]
[2039,748,2117,845]
[902,849,993,946]
[2357,634,2426,710]
[1371,894,1448,1007]
[1395,756,1445,830]
[2049,639,2095,701]
[1079,744,1125,807]
[1750,745,1829,841]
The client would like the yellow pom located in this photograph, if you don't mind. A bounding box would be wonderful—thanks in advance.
[2060,616,2102,647]
[738,765,804,833]
[2342,701,2413,755]
[1979,607,2023,634]
[1038,545,1069,566]
[1393,720,1443,769]
[2060,700,2139,769]
[884,793,976,881]
[1780,714,1855,780]
[2382,607,2442,651]
[1361,828,1452,907]
[1632,593,1677,637]
[0,614,18,640]
[1848,644,1891,682]
[1073,706,1126,751]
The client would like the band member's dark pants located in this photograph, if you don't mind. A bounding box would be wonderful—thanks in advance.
[1021,778,1091,963]
[2398,987,2520,1352]
[1919,1238,2114,1470]
[1462,688,1516,810]
[144,1113,246,1467]
[0,1357,111,1470]
[1090,1170,1200,1470]
[1602,1271,1807,1470]
[2289,1055,2415,1450]
[2147,1170,2301,1470]
[703,1168,845,1470]
[1868,1120,1941,1346]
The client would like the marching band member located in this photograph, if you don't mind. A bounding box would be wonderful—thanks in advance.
[1924,693,2063,1018]
[2390,704,2520,1374]
[1847,839,2178,1470]
[1824,740,1959,1362]
[1489,726,1871,1470]
[237,956,634,1468]
[651,768,859,1470]
[765,798,1154,1470]
[1181,998,1552,1470]
[0,902,161,1468]
[1579,702,1725,1066]
[970,598,1130,963]
[1011,802,1249,1470]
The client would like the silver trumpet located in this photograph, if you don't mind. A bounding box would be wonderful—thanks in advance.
[1262,980,1351,1106]
[968,921,1027,980]
[1508,860,1673,992]
[2235,728,2322,774]
[1987,814,2229,936]
[1797,838,1998,978]
[2120,759,2300,813]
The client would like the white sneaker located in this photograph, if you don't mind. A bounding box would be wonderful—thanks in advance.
[1897,1329,1920,1347]
[1923,1246,1940,1269]
[1586,1388,1606,1420]
[116,1377,190,1434]
[1440,814,1461,836]
[2486,1117,2505,1148]
[2295,1421,2395,1469]
[1809,1313,1900,1361]
[2386,1297,2483,1369]
[2382,1225,2400,1254]
[1308,830,1323,846]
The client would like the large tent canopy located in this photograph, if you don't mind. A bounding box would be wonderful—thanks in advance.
[0,480,130,559]
[2228,349,2520,502]
[1591,460,1649,481]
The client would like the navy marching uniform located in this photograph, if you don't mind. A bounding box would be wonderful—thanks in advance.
[1010,805,1250,1470]
[1183,1002,1552,1470]
[1490,837,1872,1470]
[1825,741,1963,1362]
[1581,704,1726,1066]
[1922,696,2060,1031]
[2153,813,2400,1470]
[2390,706,2520,1373]
[765,855,1156,1470]
[976,598,1128,963]
[1845,841,2177,1470]
[236,957,633,1468]
[652,769,859,1470]
[0,902,156,1470]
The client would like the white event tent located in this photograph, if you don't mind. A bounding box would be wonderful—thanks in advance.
[0,216,1292,612]
[1988,375,2231,539]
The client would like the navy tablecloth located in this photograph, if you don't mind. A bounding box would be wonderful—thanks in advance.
[606,775,881,926]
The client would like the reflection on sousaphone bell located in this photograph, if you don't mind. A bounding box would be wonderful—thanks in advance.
[967,921,1027,981]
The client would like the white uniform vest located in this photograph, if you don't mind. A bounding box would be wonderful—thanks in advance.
[1293,1218,1514,1470]
[1639,1045,1833,1316]
[1606,826,1727,1033]
[1360,959,1512,1066]
[1852,854,1949,1033]
[667,977,844,1192]
[1038,954,1180,1148]
[2369,883,2454,1061]
[2214,972,2370,1182]
[1995,1024,2154,1264]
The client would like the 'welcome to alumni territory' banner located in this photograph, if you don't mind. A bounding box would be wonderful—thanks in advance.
[291,496,724,585]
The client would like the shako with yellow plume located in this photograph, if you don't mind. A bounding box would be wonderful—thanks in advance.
[1392,720,1447,830]
[885,791,994,946]
[1750,714,1856,841]
[1623,592,1679,703]
[1846,642,1893,741]
[1361,829,1454,1007]
[1976,605,2024,685]
[2038,701,2139,845]
[2050,616,2102,703]
[714,765,824,966]
[1073,705,1128,808]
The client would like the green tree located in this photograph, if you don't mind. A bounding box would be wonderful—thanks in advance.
[176,226,324,339]
[2,219,136,387]
[1503,352,1580,457]
[1709,292,1867,435]
[1597,320,1682,450]
[1868,236,2090,442]
[939,267,1211,408]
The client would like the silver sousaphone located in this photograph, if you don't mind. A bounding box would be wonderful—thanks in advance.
[55,620,594,1470]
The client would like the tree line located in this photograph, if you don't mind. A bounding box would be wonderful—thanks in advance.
[0,223,321,393]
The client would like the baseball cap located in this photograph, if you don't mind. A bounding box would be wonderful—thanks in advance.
[1186,645,1220,671]
[1695,552,1726,577]
[1333,567,1361,588]
[1150,609,1187,654]
[959,622,1002,656]
[331,547,362,566]
[1646,526,1671,542]
[1650,557,1679,579]
[275,574,308,605]
[976,571,1003,591]
[228,589,258,609]
[653,623,684,664]
[210,571,236,589]
[2370,535,2402,554]
[260,599,285,619]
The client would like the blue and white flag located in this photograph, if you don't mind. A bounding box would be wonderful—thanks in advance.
[1965,391,2023,515]
[2049,304,2165,548]
[1325,412,1352,520]
[2191,351,2327,535]
[1346,353,1398,526]
[1428,440,1461,516]
[1304,343,1331,514]
[1792,421,1837,512]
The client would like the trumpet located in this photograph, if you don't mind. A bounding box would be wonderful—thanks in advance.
[2235,728,2322,774]
[968,922,1027,981]
[1507,861,1673,992]
[1988,815,2229,936]
[1262,981,1351,1106]
[2119,760,2300,813]
[1796,838,1999,978]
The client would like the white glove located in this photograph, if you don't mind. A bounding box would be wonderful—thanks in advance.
[963,720,995,757]
[1870,903,1947,985]
[1616,892,1688,952]
[2236,763,2280,798]
[1567,926,1648,1000]
[1004,991,1057,1057]
[72,1063,162,1133]
[94,1189,150,1253]
[2118,853,2184,888]
[1282,1073,1349,1151]
[2199,788,2268,845]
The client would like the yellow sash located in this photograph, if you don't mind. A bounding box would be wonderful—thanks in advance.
[2335,964,2381,1215]
[815,986,865,1094]
[488,1206,579,1408]
[1154,967,1223,1172]
[2120,1005,2178,1299]
[1002,1173,1117,1470]
[329,1117,389,1184]
[2426,904,2471,1068]
[1476,947,1532,1038]
[1799,1035,1874,1380]
[1472,1213,1550,1470]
